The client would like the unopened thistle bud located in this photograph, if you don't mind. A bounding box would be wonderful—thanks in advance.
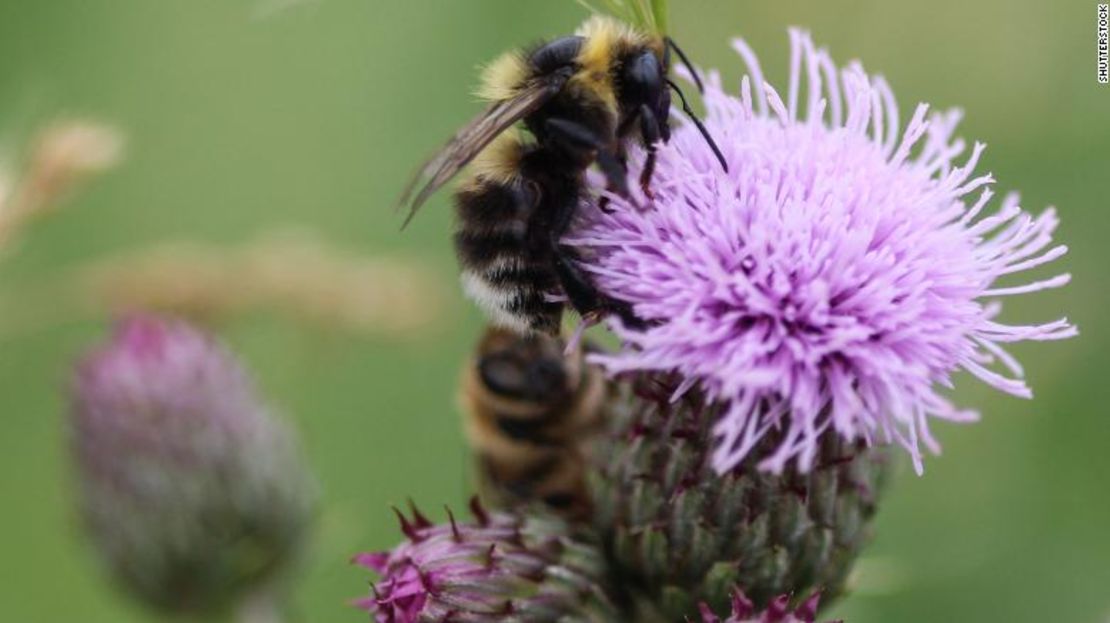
[354,499,619,622]
[591,378,886,620]
[70,315,315,617]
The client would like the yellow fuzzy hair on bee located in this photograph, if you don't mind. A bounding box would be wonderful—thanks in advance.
[476,51,529,102]
[576,0,668,36]
[467,129,526,185]
[567,15,646,113]
[575,14,648,70]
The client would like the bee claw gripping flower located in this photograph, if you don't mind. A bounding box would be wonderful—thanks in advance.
[354,500,620,623]
[567,29,1075,476]
[70,315,315,616]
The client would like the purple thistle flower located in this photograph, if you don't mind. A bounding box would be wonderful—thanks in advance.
[697,590,836,623]
[71,315,315,616]
[353,499,616,622]
[567,30,1076,474]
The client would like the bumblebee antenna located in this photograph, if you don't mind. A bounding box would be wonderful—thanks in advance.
[666,78,728,172]
[665,37,705,93]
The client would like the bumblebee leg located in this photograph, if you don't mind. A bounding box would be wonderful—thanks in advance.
[638,104,662,197]
[550,247,643,329]
[550,249,599,314]
[595,148,631,199]
[547,195,645,329]
[543,117,604,151]
[543,118,630,198]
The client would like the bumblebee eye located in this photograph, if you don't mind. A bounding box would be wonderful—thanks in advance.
[620,50,664,106]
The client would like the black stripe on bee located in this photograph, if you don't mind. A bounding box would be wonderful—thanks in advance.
[495,453,561,491]
[485,262,556,290]
[494,414,561,446]
[498,453,582,513]
[506,290,558,319]
[455,181,534,227]
[454,228,528,266]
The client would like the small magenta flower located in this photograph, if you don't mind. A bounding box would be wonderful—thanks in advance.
[354,499,617,622]
[699,591,833,623]
[568,30,1076,474]
[71,315,315,616]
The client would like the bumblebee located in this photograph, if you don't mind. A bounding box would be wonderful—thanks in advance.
[458,326,607,519]
[400,2,726,335]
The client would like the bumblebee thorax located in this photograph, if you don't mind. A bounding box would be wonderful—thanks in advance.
[575,15,651,77]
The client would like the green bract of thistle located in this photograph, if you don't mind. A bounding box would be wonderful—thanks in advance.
[577,0,668,35]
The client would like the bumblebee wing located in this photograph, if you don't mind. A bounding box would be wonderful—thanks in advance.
[399,74,568,227]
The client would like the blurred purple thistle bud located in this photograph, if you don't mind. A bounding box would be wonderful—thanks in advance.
[70,315,316,618]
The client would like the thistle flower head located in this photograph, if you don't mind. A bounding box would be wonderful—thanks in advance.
[568,30,1076,474]
[698,590,832,623]
[71,315,315,615]
[354,500,615,623]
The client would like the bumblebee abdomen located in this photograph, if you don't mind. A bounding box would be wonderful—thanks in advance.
[458,268,559,335]
[454,175,561,335]
[459,327,608,520]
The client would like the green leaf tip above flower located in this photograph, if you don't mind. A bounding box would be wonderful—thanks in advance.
[577,0,668,35]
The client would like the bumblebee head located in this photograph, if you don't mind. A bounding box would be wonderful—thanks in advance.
[619,38,730,174]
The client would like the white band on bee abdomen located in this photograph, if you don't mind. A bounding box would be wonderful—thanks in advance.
[460,271,532,334]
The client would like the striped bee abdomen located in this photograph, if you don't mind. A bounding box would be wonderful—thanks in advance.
[459,327,607,520]
[453,150,564,335]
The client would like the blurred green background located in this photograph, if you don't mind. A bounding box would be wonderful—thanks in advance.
[0,0,1105,621]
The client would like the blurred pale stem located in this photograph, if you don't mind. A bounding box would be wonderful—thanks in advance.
[70,228,444,335]
[0,120,123,251]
